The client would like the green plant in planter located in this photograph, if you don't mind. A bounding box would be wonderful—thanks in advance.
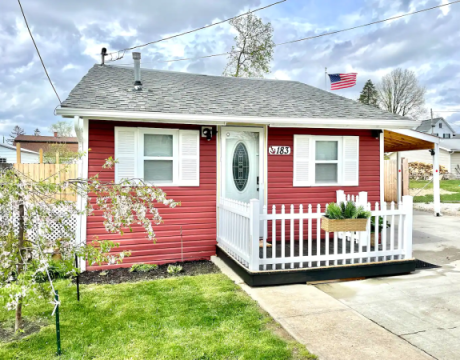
[325,201,371,220]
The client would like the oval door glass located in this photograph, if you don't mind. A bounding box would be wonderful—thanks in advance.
[232,143,249,191]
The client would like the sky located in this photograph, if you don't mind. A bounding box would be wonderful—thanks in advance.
[1,0,460,141]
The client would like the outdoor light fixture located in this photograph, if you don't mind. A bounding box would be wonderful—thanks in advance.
[201,127,216,141]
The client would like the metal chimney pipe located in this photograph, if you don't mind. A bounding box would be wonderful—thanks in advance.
[132,52,142,90]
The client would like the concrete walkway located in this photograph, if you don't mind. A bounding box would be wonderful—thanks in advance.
[412,210,460,266]
[318,211,460,360]
[212,256,432,360]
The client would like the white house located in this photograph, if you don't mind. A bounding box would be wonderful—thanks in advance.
[0,143,39,164]
[415,117,457,139]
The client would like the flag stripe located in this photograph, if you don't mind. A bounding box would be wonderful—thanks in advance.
[329,73,357,90]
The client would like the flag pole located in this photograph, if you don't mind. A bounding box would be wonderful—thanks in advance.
[325,67,328,91]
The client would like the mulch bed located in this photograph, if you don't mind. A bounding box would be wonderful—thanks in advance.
[77,260,221,285]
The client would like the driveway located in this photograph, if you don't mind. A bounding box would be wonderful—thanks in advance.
[318,210,460,360]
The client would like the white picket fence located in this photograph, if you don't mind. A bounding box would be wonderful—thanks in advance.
[217,191,413,272]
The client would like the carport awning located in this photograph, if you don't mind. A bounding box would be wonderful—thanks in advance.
[384,130,435,152]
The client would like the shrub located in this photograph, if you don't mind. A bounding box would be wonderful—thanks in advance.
[167,265,183,275]
[34,259,71,283]
[325,201,371,220]
[129,263,158,273]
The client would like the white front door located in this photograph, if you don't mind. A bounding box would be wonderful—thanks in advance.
[221,127,264,206]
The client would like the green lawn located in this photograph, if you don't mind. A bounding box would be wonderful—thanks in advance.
[0,274,316,360]
[410,180,460,203]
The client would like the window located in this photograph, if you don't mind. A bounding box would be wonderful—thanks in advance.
[443,134,451,139]
[439,122,443,128]
[315,141,338,184]
[433,133,439,137]
[114,127,200,186]
[0,158,6,163]
[232,143,250,191]
[143,133,174,183]
[293,135,359,186]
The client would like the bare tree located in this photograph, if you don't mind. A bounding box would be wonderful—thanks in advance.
[7,126,25,145]
[377,68,426,118]
[50,120,74,137]
[223,13,274,78]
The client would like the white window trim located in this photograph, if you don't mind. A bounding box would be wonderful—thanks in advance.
[138,128,179,186]
[312,137,343,186]
[294,135,359,187]
[115,126,200,187]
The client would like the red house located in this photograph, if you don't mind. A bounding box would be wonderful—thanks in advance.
[57,53,424,285]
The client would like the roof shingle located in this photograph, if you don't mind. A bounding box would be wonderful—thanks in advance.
[62,65,410,121]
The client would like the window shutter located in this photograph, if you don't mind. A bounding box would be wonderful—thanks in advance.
[114,127,138,183]
[342,136,359,186]
[178,130,200,186]
[293,135,311,186]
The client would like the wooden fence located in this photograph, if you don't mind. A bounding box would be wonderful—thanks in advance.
[384,158,410,202]
[13,163,78,202]
[384,159,397,202]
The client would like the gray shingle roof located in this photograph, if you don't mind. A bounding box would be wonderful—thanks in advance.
[416,118,440,132]
[62,64,410,121]
[416,118,456,135]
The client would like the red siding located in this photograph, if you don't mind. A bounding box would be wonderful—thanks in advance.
[86,120,217,270]
[267,128,381,209]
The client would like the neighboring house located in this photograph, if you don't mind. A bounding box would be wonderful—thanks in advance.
[388,137,460,175]
[415,117,457,139]
[14,133,78,152]
[57,56,425,284]
[0,143,39,164]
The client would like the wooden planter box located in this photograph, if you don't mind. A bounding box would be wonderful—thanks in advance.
[321,217,368,232]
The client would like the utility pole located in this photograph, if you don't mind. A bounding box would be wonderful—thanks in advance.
[325,67,327,91]
[431,108,434,134]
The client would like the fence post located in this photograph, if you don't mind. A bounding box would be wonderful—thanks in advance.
[249,199,260,272]
[358,192,368,246]
[402,195,413,259]
[336,190,345,204]
[16,143,21,164]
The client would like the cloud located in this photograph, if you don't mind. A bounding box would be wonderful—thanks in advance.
[0,0,459,140]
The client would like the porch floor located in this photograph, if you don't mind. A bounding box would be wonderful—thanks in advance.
[259,236,403,271]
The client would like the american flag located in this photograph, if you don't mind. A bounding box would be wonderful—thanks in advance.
[328,73,357,90]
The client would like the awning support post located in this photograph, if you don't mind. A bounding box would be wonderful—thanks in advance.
[432,143,441,216]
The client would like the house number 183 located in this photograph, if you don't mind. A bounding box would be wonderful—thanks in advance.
[269,146,291,155]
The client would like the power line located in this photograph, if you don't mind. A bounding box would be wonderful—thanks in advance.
[133,0,460,64]
[17,0,62,103]
[105,0,286,61]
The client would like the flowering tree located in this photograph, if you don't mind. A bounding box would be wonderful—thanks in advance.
[0,158,178,331]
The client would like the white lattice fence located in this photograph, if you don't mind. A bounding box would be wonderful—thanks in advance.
[3,207,77,242]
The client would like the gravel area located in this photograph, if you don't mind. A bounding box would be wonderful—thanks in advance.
[413,203,460,216]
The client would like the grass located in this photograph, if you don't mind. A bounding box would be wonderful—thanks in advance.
[0,274,316,360]
[410,180,460,203]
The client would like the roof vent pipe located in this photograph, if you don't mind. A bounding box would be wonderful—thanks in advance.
[133,52,142,90]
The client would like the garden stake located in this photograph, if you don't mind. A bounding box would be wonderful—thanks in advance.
[75,254,80,301]
[180,226,184,263]
[54,290,61,355]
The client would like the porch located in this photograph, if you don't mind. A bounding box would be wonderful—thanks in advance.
[217,192,415,286]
